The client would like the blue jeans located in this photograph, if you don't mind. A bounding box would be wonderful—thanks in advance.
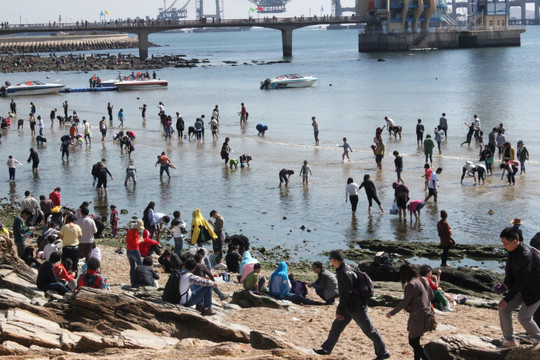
[43,281,71,295]
[283,292,317,305]
[174,237,183,257]
[186,285,212,309]
[127,250,142,285]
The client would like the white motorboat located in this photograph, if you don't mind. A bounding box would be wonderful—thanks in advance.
[260,74,318,90]
[114,79,168,91]
[99,79,118,87]
[6,80,65,96]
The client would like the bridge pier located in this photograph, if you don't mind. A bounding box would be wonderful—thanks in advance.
[281,28,293,57]
[137,32,149,60]
[521,4,527,24]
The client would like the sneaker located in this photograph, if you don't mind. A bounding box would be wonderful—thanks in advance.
[459,297,467,305]
[201,308,217,316]
[219,293,230,301]
[500,339,519,349]
[313,348,331,355]
[374,354,391,360]
[442,305,454,312]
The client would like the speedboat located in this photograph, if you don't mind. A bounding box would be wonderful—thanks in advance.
[99,79,118,87]
[260,74,318,90]
[6,80,65,96]
[114,79,168,91]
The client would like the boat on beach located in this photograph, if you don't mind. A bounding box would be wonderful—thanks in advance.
[114,79,168,91]
[6,80,65,96]
[260,74,318,90]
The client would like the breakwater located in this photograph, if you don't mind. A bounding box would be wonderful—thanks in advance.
[0,33,146,55]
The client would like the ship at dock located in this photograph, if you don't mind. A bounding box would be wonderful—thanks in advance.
[353,0,525,51]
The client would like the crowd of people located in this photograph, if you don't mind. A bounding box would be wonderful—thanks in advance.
[1,94,539,358]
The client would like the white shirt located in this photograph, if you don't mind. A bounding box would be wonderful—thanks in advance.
[43,243,58,261]
[89,246,102,262]
[385,118,395,127]
[346,183,359,199]
[463,161,476,176]
[38,118,43,129]
[154,212,166,225]
[172,219,187,238]
[428,172,438,189]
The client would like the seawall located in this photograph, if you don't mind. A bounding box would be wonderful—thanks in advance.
[0,33,141,54]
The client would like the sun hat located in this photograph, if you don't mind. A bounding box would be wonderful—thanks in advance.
[133,219,145,230]
[510,218,523,225]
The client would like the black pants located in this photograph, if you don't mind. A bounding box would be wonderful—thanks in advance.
[409,337,430,360]
[441,246,450,266]
[62,245,79,272]
[349,195,359,212]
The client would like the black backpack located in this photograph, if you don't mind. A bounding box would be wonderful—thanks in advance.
[351,267,374,299]
[162,269,184,304]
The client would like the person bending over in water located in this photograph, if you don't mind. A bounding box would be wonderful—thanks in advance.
[279,169,294,186]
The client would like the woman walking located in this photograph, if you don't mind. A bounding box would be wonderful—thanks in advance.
[386,263,434,360]
[345,177,359,216]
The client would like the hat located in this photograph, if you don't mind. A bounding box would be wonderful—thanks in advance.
[133,219,145,230]
[510,218,523,225]
[517,140,523,144]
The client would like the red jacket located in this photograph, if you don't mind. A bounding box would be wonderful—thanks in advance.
[49,191,61,207]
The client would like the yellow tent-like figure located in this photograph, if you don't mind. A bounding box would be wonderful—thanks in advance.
[190,208,217,245]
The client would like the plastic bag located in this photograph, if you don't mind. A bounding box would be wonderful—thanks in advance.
[389,201,398,215]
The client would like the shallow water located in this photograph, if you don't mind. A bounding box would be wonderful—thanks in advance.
[1,26,539,266]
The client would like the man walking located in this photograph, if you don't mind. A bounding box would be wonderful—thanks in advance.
[497,227,540,349]
[439,112,448,139]
[314,250,390,359]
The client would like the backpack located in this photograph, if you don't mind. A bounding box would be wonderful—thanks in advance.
[162,269,184,304]
[351,267,374,299]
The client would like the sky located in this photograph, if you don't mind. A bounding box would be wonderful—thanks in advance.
[1,0,358,25]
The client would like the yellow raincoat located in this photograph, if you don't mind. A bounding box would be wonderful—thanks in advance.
[190,208,217,245]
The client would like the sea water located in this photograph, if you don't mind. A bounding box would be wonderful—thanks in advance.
[1,26,539,264]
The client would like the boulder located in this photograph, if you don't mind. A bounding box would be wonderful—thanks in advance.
[250,330,306,356]
[424,334,525,360]
[230,290,291,309]
[65,287,250,344]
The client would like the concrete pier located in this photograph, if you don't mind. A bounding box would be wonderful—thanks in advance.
[358,28,525,52]
[281,28,293,57]
[137,32,150,60]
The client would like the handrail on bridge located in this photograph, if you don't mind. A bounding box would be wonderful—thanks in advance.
[0,15,368,31]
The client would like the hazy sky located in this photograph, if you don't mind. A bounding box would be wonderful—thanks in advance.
[2,0,358,24]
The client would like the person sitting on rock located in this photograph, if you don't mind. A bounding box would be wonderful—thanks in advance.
[239,251,259,282]
[54,258,77,291]
[132,256,160,288]
[225,245,242,273]
[269,261,323,305]
[77,257,107,290]
[243,262,266,293]
[158,249,182,273]
[139,229,161,257]
[36,252,71,295]
[307,261,339,305]
[179,258,217,316]
[419,265,465,312]
[193,253,229,300]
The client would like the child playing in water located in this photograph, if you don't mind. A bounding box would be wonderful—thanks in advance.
[340,138,353,162]
[299,160,312,185]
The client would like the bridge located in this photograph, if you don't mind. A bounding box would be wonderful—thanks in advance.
[449,0,540,24]
[0,16,368,59]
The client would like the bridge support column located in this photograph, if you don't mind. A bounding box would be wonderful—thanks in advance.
[535,2,540,21]
[521,5,527,24]
[137,32,149,60]
[281,28,293,57]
